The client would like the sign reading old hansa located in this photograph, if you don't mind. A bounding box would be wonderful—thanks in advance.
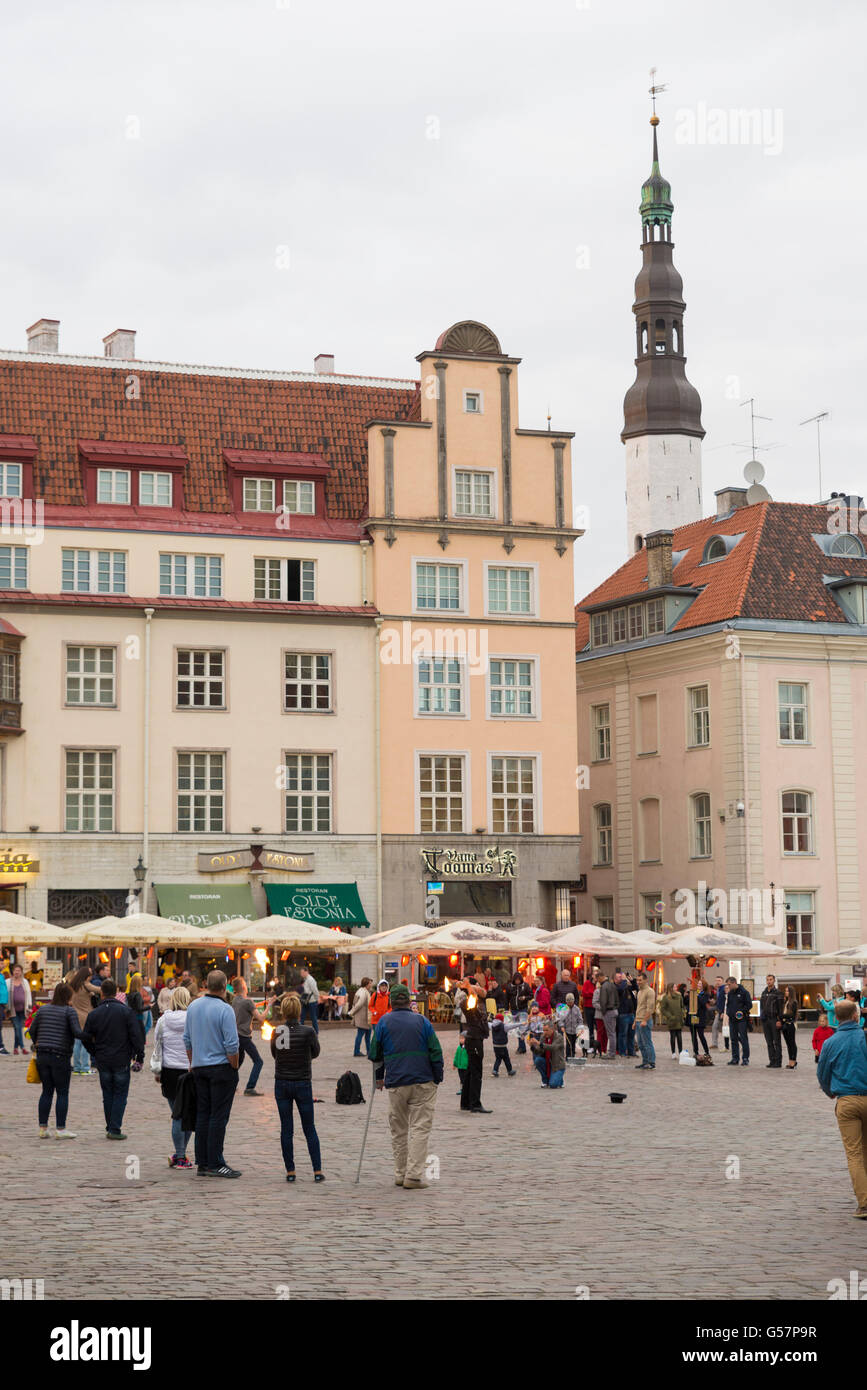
[420,847,517,878]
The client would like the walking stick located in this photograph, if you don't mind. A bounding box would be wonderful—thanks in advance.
[354,1060,379,1184]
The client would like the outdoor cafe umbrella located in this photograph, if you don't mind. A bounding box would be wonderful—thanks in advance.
[812,945,867,966]
[231,915,364,952]
[410,920,546,959]
[659,925,789,959]
[543,923,636,957]
[361,923,434,949]
[0,909,83,947]
[618,930,676,956]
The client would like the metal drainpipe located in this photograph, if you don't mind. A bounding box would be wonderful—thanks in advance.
[142,608,154,912]
[739,644,751,903]
[360,540,370,605]
[374,617,383,940]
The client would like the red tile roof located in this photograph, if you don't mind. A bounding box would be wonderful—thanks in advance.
[575,501,867,648]
[0,358,420,520]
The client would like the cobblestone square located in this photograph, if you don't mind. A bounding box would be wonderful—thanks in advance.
[2,1023,863,1301]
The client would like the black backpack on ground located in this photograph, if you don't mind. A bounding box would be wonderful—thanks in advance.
[335,1070,365,1104]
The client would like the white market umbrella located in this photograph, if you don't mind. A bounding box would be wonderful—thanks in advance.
[543,923,635,957]
[813,945,867,966]
[361,923,435,949]
[79,914,229,948]
[618,930,676,957]
[0,910,84,946]
[661,925,789,959]
[411,920,545,955]
[231,914,364,952]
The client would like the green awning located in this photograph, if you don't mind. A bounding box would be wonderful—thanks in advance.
[264,882,369,927]
[154,883,257,927]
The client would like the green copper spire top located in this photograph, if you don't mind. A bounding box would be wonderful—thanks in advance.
[640,117,674,227]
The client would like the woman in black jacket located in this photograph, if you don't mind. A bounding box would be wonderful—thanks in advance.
[782,986,799,1068]
[692,982,712,1059]
[270,992,323,1183]
[28,981,84,1139]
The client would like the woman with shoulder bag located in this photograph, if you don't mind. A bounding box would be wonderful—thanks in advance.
[151,987,194,1168]
[27,981,85,1139]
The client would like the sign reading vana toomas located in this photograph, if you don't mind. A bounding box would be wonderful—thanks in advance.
[264,882,368,927]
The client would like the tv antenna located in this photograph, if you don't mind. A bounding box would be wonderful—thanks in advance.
[739,397,775,459]
[799,411,830,501]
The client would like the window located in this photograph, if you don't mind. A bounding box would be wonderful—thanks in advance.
[830,533,864,558]
[779,682,808,742]
[61,549,126,594]
[592,703,611,761]
[177,752,225,832]
[491,756,536,833]
[636,693,658,755]
[66,647,116,706]
[688,685,710,747]
[639,797,661,862]
[837,583,867,623]
[703,536,728,563]
[159,553,223,598]
[612,607,627,642]
[254,558,315,602]
[0,546,28,590]
[0,463,22,498]
[593,896,615,932]
[244,477,276,512]
[65,750,115,832]
[487,566,532,615]
[782,790,813,854]
[139,472,173,507]
[0,650,19,701]
[418,754,464,833]
[489,659,534,717]
[96,469,130,504]
[785,890,815,952]
[628,604,644,641]
[646,597,665,634]
[439,881,511,915]
[176,650,226,708]
[455,471,493,518]
[591,612,610,647]
[463,391,482,414]
[416,562,461,611]
[284,753,332,832]
[642,893,662,932]
[284,653,332,712]
[593,803,612,865]
[691,792,712,858]
[418,657,464,715]
[282,480,315,515]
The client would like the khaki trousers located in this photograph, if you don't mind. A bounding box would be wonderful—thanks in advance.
[835,1094,867,1209]
[387,1081,438,1183]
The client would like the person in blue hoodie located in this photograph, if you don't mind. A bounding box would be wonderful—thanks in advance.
[369,983,443,1190]
[817,999,867,1218]
[0,967,8,1054]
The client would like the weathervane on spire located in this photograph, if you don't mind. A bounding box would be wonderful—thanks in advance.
[648,66,667,126]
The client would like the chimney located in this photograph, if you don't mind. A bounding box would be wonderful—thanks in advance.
[314,353,334,374]
[26,318,59,353]
[103,328,136,360]
[715,485,749,518]
[645,529,673,589]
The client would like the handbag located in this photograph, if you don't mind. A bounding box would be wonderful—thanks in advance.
[26,1055,41,1084]
[452,1044,468,1070]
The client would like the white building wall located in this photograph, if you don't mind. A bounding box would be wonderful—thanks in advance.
[624,434,703,551]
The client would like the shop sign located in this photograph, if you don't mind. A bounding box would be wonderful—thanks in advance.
[42,962,63,988]
[197,849,254,873]
[197,848,315,873]
[420,846,516,878]
[0,852,39,875]
[260,850,314,873]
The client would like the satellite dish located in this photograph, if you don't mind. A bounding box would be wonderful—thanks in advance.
[743,459,765,484]
[746,483,771,504]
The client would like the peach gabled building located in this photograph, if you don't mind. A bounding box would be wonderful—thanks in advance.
[575,492,867,1011]
[365,320,582,938]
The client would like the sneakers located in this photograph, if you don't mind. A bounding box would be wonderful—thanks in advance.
[106,1132,127,1141]
[169,1155,193,1169]
[54,1129,77,1140]
[203,1165,242,1178]
[38,1126,50,1138]
[243,1089,264,1097]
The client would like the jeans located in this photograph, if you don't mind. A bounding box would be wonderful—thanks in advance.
[636,1021,656,1066]
[238,1035,263,1090]
[73,1037,91,1072]
[171,1116,192,1159]
[460,1037,484,1110]
[301,1000,319,1034]
[274,1078,321,1172]
[98,1067,131,1134]
[142,1009,153,1038]
[353,1027,371,1057]
[192,1063,239,1170]
[763,1020,782,1066]
[565,1032,577,1058]
[729,1016,750,1063]
[617,1012,635,1056]
[669,1028,683,1055]
[691,1023,710,1057]
[37,1053,72,1127]
[12,1011,26,1048]
[533,1055,564,1088]
[492,1044,513,1075]
[516,1035,527,1054]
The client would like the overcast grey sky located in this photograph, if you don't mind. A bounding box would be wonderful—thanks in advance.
[1,0,864,595]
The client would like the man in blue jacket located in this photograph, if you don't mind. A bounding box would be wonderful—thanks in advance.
[725,977,753,1066]
[817,999,867,1217]
[369,983,443,1190]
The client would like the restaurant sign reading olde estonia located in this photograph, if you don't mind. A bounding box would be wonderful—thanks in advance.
[197,848,314,873]
[419,847,517,878]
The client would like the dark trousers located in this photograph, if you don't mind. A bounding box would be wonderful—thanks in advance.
[492,1044,513,1075]
[301,1000,319,1034]
[782,1020,798,1061]
[690,1023,710,1057]
[763,1020,783,1066]
[98,1066,131,1134]
[37,1053,71,1128]
[729,1017,750,1063]
[617,1013,635,1055]
[192,1063,238,1170]
[565,1032,577,1058]
[460,1037,484,1109]
[274,1078,321,1172]
[669,1029,683,1054]
[238,1035,263,1090]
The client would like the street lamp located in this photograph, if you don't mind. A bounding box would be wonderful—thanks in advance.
[133,856,147,891]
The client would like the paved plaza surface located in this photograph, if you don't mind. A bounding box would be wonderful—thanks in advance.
[2,1023,864,1301]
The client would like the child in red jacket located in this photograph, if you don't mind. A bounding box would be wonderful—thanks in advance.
[812,1022,834,1062]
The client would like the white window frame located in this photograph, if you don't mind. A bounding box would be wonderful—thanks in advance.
[65,645,117,708]
[781,788,815,856]
[176,751,226,833]
[778,681,809,744]
[64,748,116,832]
[282,480,315,515]
[593,803,612,866]
[462,389,484,414]
[0,650,19,701]
[591,612,610,648]
[784,889,817,953]
[452,468,496,520]
[412,558,468,615]
[687,684,710,748]
[243,477,277,512]
[176,649,227,710]
[61,549,127,594]
[415,751,468,835]
[139,471,173,507]
[486,656,538,720]
[283,652,334,713]
[159,553,223,598]
[283,752,333,833]
[0,545,28,590]
[414,655,467,718]
[488,752,540,835]
[591,702,611,761]
[483,562,538,618]
[254,557,316,602]
[0,463,22,498]
[96,469,131,505]
[690,791,712,859]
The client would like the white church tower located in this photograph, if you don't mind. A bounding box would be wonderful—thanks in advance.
[622,110,704,554]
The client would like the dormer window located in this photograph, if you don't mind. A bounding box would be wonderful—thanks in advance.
[832,580,867,624]
[0,464,22,498]
[244,477,276,512]
[283,480,315,515]
[81,441,185,510]
[703,536,727,563]
[830,533,865,558]
[97,469,131,505]
[140,471,173,507]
